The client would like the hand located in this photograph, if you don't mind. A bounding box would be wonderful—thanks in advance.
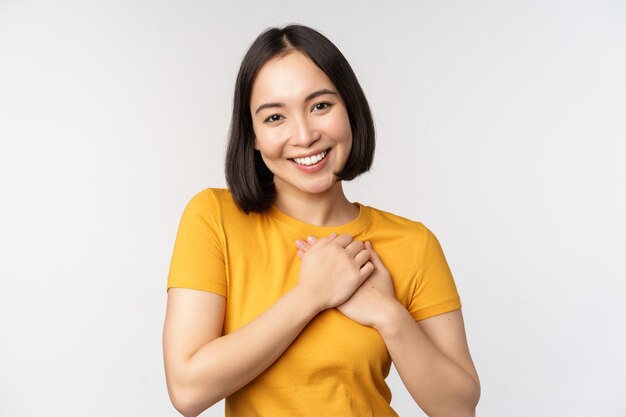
[295,233,375,312]
[296,236,397,328]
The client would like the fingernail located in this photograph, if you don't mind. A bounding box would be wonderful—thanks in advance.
[295,240,304,249]
[306,236,317,244]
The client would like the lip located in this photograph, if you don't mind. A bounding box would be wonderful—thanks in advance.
[289,148,331,173]
[289,148,331,159]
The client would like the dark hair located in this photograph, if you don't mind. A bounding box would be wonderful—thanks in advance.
[225,24,375,214]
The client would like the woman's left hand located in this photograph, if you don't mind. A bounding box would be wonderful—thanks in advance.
[295,236,398,328]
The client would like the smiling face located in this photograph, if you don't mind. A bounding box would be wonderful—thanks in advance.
[250,50,353,198]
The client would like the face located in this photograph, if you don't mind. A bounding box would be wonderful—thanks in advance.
[250,51,353,197]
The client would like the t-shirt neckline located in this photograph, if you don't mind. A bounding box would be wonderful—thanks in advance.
[267,202,370,237]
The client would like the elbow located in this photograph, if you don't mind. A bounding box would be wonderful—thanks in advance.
[472,376,481,409]
[430,379,481,417]
[164,356,225,416]
[168,384,198,417]
[461,380,481,417]
[432,404,478,417]
[167,381,220,417]
[459,379,481,416]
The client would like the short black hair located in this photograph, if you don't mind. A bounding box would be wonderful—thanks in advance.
[225,24,375,214]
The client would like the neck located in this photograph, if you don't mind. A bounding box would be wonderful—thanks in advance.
[273,180,359,227]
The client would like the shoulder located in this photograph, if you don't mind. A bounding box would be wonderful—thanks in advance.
[366,204,434,244]
[181,187,256,232]
[183,187,241,215]
[185,187,228,207]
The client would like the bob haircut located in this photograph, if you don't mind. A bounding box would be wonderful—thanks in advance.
[225,24,375,214]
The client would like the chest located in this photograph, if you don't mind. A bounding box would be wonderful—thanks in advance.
[220,218,417,334]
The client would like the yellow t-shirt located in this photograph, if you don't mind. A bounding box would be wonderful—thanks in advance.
[167,188,462,416]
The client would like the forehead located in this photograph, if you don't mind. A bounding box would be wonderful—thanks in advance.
[250,51,336,106]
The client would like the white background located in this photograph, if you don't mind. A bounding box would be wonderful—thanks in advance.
[1,1,625,416]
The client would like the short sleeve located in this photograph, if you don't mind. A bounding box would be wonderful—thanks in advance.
[166,190,227,297]
[407,224,462,321]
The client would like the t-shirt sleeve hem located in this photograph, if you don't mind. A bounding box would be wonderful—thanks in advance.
[167,271,227,297]
[410,297,462,321]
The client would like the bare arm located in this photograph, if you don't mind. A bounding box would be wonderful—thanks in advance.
[163,234,373,417]
[163,285,321,417]
[375,305,480,417]
[295,234,479,415]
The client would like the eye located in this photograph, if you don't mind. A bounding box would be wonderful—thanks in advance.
[312,102,333,112]
[264,114,283,124]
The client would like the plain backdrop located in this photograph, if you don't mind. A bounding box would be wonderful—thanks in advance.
[1,1,625,416]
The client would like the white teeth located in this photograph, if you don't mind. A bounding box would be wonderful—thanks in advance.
[293,150,328,166]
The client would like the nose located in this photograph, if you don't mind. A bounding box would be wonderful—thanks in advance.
[291,115,320,148]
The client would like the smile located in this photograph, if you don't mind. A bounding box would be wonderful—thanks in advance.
[291,149,329,166]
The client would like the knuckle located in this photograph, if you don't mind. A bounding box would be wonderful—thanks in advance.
[338,234,353,244]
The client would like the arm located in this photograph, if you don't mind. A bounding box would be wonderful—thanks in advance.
[163,234,373,417]
[163,285,322,417]
[296,231,479,415]
[375,305,480,417]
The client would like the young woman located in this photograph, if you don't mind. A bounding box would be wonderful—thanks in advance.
[163,24,480,417]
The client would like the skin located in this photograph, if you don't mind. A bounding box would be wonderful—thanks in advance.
[297,237,397,328]
[250,50,358,227]
[296,237,481,417]
[163,49,480,417]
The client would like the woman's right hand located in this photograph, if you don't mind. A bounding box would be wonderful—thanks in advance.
[295,233,374,311]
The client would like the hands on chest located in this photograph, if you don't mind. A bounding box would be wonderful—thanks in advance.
[294,234,399,329]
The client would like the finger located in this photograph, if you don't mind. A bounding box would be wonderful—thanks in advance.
[345,240,365,257]
[297,249,305,259]
[333,233,353,248]
[295,240,313,252]
[306,235,318,245]
[365,241,384,268]
[353,248,371,267]
[315,232,339,246]
[359,261,374,281]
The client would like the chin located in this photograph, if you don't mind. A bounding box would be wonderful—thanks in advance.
[298,179,338,195]
[301,186,332,195]
[275,171,340,196]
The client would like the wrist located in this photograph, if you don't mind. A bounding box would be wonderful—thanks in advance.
[373,298,409,335]
[290,285,326,317]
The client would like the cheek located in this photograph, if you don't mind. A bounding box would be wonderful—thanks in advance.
[320,109,352,143]
[254,131,287,160]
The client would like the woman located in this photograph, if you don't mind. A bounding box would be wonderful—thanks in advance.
[163,24,480,417]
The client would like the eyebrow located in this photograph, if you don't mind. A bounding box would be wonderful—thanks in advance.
[254,88,338,115]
